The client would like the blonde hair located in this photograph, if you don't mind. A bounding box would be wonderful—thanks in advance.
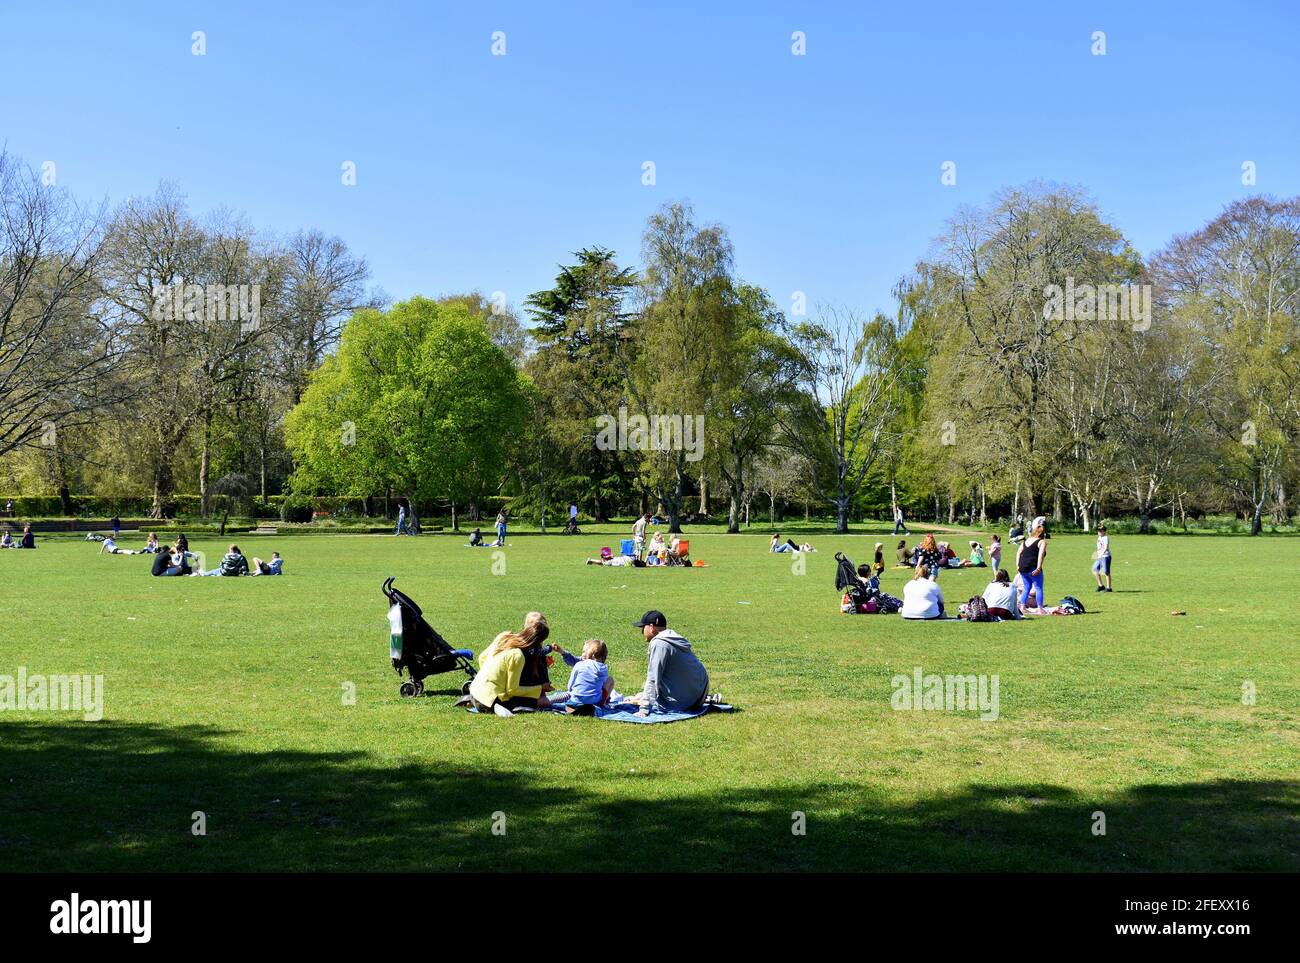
[913,564,930,580]
[486,631,531,658]
[581,639,608,662]
[920,534,937,552]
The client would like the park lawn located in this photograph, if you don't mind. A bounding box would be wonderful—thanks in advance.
[0,526,1296,872]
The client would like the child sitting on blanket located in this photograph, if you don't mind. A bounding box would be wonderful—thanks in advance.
[552,639,616,716]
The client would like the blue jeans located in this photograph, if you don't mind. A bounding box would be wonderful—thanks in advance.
[1019,571,1045,608]
[496,524,506,543]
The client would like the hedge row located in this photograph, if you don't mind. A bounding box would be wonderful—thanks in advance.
[0,494,513,520]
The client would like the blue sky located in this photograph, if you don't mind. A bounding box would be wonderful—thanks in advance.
[2,1,1297,320]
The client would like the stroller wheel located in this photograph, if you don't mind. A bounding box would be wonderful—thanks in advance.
[412,679,425,697]
[461,680,472,695]
[399,681,418,698]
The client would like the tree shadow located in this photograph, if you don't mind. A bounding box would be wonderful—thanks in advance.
[1,720,1294,872]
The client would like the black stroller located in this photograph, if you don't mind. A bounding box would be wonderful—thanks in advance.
[562,516,581,535]
[383,577,476,697]
[835,552,901,615]
[835,552,869,611]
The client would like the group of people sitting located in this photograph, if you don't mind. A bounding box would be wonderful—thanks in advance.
[141,536,283,577]
[462,609,716,719]
[896,533,999,572]
[466,527,505,548]
[586,528,692,567]
[894,516,1065,619]
[0,525,36,549]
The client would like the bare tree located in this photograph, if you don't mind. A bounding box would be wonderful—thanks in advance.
[0,151,126,459]
[781,306,903,533]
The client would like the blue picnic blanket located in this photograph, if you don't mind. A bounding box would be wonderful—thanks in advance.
[567,701,734,723]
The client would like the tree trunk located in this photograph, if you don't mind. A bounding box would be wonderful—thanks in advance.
[151,457,174,519]
[199,408,213,518]
[698,473,709,517]
[407,491,421,534]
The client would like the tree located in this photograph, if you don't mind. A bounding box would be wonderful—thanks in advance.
[284,297,529,534]
[713,284,799,532]
[0,151,126,460]
[915,185,1141,516]
[1152,196,1300,533]
[524,247,640,520]
[635,201,735,533]
[782,306,904,533]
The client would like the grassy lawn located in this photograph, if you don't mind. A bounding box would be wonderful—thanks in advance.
[1,526,1296,872]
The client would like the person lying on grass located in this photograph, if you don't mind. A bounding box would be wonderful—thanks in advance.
[98,536,144,556]
[900,565,945,620]
[550,639,616,715]
[622,610,710,718]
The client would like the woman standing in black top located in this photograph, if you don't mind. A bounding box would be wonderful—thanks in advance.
[1016,523,1048,613]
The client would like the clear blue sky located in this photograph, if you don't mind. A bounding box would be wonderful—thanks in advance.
[3,1,1297,319]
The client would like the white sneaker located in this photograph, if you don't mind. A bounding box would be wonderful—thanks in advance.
[492,703,514,718]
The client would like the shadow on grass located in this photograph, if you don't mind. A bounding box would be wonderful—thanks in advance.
[1,721,1295,872]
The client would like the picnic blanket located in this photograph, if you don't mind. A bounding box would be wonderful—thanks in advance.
[537,700,735,723]
[468,701,735,722]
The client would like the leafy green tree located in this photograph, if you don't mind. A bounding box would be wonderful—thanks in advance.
[285,297,529,533]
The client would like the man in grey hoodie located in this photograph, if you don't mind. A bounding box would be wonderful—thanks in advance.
[628,610,710,716]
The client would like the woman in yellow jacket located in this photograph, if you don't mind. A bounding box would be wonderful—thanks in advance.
[469,629,554,717]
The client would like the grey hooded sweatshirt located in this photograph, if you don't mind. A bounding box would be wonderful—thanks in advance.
[639,628,709,713]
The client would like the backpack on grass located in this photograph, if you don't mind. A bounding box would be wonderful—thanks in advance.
[1059,595,1086,615]
[965,596,992,622]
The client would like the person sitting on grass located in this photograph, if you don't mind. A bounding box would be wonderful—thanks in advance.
[251,552,283,576]
[912,534,942,577]
[551,639,616,715]
[963,540,986,567]
[18,524,36,549]
[142,532,160,554]
[895,539,912,567]
[856,562,880,596]
[195,543,250,576]
[467,527,485,547]
[981,569,1019,619]
[647,531,668,563]
[0,530,14,549]
[151,545,190,576]
[668,535,689,565]
[623,610,711,718]
[900,565,945,620]
[468,625,560,717]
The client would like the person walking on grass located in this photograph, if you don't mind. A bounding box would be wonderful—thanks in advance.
[495,508,508,547]
[395,503,406,536]
[1092,524,1113,593]
[893,503,910,536]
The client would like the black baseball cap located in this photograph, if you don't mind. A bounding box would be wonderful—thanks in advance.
[633,610,667,628]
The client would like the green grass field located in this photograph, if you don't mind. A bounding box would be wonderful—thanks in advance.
[1,526,1296,872]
